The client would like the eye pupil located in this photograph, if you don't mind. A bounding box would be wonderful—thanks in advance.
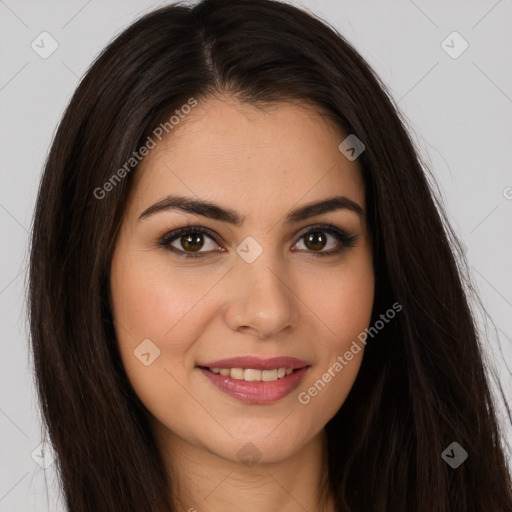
[305,231,327,251]
[181,233,204,252]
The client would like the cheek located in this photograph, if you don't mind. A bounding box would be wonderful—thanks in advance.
[110,249,212,437]
[109,247,203,392]
[297,257,374,419]
[325,275,374,345]
[306,253,375,349]
[110,247,209,343]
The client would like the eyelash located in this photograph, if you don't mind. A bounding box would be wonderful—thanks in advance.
[157,223,358,259]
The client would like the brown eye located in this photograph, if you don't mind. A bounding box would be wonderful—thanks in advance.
[178,233,205,253]
[303,231,328,251]
[292,224,357,256]
[294,228,341,254]
[158,227,221,258]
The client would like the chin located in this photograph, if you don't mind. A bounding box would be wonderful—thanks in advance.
[202,428,315,466]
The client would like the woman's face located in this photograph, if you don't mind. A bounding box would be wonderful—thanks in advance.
[110,97,374,464]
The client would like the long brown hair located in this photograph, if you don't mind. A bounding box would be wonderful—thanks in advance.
[28,0,512,510]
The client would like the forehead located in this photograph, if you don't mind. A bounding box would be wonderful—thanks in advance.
[129,98,365,220]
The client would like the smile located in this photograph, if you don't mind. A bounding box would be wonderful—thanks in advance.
[196,357,311,404]
[206,367,295,381]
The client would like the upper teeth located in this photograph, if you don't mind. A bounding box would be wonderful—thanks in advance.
[209,367,294,381]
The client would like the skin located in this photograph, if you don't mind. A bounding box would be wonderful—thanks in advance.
[110,96,374,512]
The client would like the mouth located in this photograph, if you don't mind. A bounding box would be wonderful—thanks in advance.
[195,356,311,404]
[199,366,300,382]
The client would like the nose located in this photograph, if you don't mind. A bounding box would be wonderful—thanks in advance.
[222,253,300,339]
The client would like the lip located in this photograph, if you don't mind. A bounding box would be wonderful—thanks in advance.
[196,355,309,371]
[198,365,310,404]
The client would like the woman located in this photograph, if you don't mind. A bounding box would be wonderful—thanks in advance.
[28,0,512,510]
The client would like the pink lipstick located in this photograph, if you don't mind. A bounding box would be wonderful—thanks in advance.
[196,356,310,404]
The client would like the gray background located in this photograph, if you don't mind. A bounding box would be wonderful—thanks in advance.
[1,0,511,509]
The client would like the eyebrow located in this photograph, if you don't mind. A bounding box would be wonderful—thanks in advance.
[138,194,365,225]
